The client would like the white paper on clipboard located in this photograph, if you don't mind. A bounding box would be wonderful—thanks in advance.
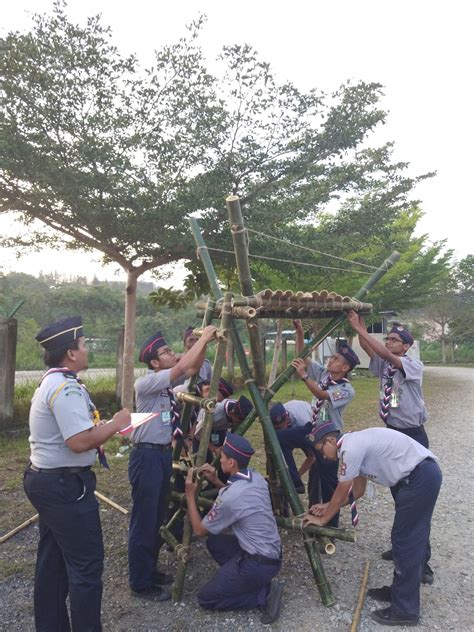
[118,412,160,435]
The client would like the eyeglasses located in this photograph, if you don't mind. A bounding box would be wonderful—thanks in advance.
[383,336,403,343]
[157,348,174,357]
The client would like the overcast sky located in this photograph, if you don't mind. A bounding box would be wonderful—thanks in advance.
[1,0,472,284]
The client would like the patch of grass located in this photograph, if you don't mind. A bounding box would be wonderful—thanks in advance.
[13,376,120,426]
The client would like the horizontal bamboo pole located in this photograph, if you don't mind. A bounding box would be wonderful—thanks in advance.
[94,491,129,515]
[197,308,372,320]
[275,516,357,543]
[0,514,39,543]
[174,392,217,412]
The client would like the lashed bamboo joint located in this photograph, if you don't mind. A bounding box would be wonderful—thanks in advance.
[174,392,217,412]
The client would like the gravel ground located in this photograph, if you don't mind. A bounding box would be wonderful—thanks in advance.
[1,366,473,631]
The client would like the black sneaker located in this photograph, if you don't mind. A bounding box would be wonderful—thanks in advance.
[131,585,172,601]
[152,570,174,585]
[367,586,392,602]
[381,549,393,561]
[421,564,434,585]
[260,579,283,625]
[371,606,419,626]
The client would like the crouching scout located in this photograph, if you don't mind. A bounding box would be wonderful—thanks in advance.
[185,433,283,625]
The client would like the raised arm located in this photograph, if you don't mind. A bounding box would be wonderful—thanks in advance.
[171,325,217,382]
[346,310,403,369]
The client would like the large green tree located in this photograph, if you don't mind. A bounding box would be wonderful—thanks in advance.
[1,3,434,405]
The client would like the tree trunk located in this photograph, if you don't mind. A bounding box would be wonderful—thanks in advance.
[268,320,283,385]
[115,325,125,404]
[121,270,138,410]
[441,336,447,364]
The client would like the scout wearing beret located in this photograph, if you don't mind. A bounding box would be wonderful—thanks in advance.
[291,320,360,523]
[270,400,315,494]
[303,423,442,627]
[128,325,216,600]
[183,326,213,382]
[185,433,283,624]
[24,317,131,632]
[347,310,434,581]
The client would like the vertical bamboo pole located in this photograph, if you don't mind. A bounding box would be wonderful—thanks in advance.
[226,196,266,387]
[189,216,335,606]
[226,195,284,511]
[171,293,232,602]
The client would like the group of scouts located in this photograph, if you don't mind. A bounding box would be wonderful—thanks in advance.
[24,310,442,631]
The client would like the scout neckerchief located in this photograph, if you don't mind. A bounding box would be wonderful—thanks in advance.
[311,374,349,425]
[379,363,398,424]
[336,435,358,527]
[166,388,183,438]
[41,367,109,468]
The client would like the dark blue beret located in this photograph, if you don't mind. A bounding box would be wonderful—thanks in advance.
[222,432,255,465]
[36,316,83,351]
[227,395,253,421]
[389,323,414,346]
[270,402,287,426]
[218,377,234,399]
[336,341,360,370]
[307,421,340,445]
[139,331,168,363]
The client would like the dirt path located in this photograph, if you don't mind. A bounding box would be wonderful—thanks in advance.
[1,366,473,631]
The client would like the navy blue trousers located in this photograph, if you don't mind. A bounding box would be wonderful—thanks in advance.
[390,458,442,618]
[198,533,281,610]
[23,468,103,632]
[308,452,340,528]
[277,423,315,489]
[388,424,431,564]
[128,446,172,591]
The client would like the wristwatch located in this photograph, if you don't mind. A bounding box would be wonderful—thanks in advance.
[301,374,309,381]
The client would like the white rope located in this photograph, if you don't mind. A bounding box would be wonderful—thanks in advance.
[205,247,372,276]
[246,227,378,271]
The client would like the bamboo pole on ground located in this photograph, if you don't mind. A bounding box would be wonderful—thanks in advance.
[0,514,39,543]
[94,491,129,515]
[350,561,371,632]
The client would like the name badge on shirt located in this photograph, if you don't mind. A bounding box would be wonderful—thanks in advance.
[161,411,171,426]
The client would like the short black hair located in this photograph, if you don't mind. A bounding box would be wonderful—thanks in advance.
[145,355,158,371]
[43,339,80,368]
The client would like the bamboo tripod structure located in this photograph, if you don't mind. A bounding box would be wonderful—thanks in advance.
[163,195,400,605]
